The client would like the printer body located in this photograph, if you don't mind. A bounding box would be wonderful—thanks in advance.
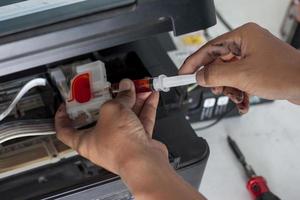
[0,0,216,199]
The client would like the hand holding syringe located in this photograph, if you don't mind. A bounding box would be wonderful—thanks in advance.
[111,71,248,115]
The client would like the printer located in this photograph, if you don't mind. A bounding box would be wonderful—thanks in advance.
[0,0,216,199]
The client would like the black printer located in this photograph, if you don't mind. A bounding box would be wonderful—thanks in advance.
[0,1,216,199]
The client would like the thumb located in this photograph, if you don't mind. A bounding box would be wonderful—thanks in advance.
[115,79,136,109]
[55,104,81,150]
[197,58,243,88]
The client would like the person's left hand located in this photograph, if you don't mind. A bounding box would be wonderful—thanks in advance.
[55,79,168,175]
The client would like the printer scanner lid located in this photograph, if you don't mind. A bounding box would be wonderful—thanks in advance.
[0,0,135,37]
[0,0,216,76]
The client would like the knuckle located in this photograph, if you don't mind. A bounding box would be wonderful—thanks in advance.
[183,55,194,66]
[261,27,271,34]
[160,143,169,157]
[75,135,88,157]
[244,22,260,29]
[243,22,264,33]
[56,132,64,142]
[100,100,124,113]
[56,128,69,142]
[161,143,168,151]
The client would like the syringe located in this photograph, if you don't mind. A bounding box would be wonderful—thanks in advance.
[112,74,197,93]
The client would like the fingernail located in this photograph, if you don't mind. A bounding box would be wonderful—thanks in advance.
[227,94,236,103]
[235,93,244,104]
[238,92,244,100]
[239,109,248,115]
[239,110,246,115]
[119,79,132,91]
[237,104,249,115]
[226,92,243,104]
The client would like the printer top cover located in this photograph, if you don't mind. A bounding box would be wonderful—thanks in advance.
[0,0,216,76]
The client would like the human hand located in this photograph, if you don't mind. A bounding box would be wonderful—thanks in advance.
[55,79,167,175]
[180,23,300,107]
[55,80,207,200]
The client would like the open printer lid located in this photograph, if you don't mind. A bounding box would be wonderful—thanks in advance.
[0,0,137,37]
[0,0,216,76]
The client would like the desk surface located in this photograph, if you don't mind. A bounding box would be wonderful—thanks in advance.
[195,101,300,200]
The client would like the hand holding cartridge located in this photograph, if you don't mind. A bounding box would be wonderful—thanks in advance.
[55,80,207,200]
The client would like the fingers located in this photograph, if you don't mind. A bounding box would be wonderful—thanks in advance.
[55,104,81,149]
[210,86,249,114]
[115,79,136,109]
[237,93,250,114]
[179,29,244,88]
[180,39,244,88]
[132,92,152,115]
[179,29,242,74]
[211,87,224,95]
[139,92,160,137]
[223,87,244,104]
[55,104,93,159]
[223,87,249,114]
[179,44,231,75]
[196,58,243,87]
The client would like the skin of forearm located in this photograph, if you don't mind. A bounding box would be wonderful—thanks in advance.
[289,99,300,105]
[286,50,300,104]
[119,152,206,200]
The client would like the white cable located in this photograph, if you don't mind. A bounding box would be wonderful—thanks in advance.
[0,119,55,144]
[0,131,56,144]
[0,78,47,121]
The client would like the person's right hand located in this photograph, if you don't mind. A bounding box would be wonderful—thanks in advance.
[179,23,300,106]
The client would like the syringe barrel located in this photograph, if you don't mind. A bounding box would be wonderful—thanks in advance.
[111,78,154,94]
[163,74,197,88]
[132,79,154,93]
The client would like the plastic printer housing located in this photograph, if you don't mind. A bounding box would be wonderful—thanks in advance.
[0,0,216,199]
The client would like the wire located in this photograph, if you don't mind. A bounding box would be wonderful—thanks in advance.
[0,78,47,121]
[0,119,55,144]
[203,29,213,41]
[216,9,234,31]
[187,84,199,92]
[194,105,236,131]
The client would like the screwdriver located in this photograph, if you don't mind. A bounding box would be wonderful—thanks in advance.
[227,136,281,200]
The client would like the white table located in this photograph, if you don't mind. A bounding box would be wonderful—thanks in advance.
[195,101,300,200]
